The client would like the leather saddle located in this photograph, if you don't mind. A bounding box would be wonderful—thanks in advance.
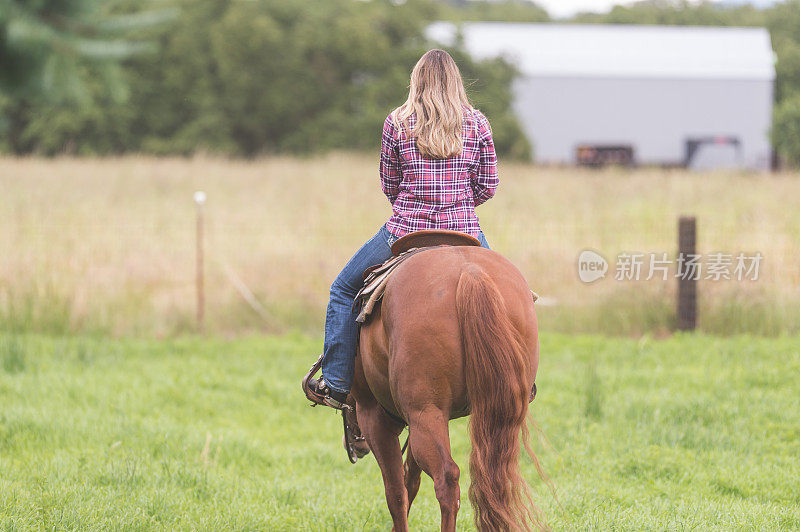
[391,229,480,256]
[354,230,481,323]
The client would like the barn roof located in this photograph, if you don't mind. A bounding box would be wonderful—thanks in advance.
[426,22,775,81]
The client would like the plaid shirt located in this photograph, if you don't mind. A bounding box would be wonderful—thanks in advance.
[379,108,498,238]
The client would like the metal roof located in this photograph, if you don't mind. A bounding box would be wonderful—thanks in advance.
[426,22,776,80]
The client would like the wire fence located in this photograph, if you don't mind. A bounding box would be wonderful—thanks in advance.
[1,156,799,336]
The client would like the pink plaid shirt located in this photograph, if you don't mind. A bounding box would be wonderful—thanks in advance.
[379,107,498,238]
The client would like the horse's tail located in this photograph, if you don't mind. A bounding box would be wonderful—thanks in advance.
[456,264,546,531]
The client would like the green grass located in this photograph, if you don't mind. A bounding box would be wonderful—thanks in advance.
[1,332,799,530]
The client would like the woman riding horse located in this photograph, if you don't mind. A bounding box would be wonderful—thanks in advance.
[303,49,543,531]
[304,49,496,408]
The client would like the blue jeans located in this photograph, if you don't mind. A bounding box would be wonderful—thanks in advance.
[321,224,490,393]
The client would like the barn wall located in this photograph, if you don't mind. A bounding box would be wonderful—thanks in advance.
[512,76,773,169]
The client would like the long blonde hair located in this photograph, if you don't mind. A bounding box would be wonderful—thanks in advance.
[393,49,473,159]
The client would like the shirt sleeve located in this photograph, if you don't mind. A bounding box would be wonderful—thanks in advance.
[379,114,401,205]
[472,111,499,207]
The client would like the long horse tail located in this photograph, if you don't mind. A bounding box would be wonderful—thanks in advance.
[456,263,546,531]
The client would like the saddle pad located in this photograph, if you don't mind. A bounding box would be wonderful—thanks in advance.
[353,246,436,323]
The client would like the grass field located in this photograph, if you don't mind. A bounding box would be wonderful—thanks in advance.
[1,332,799,530]
[2,154,800,337]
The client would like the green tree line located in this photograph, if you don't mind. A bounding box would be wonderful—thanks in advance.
[1,0,800,164]
[0,0,530,159]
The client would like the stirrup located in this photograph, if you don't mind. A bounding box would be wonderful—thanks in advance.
[301,354,351,412]
[342,408,368,464]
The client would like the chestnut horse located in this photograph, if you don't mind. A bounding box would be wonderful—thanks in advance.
[350,245,542,531]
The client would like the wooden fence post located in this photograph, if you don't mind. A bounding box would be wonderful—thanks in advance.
[195,191,206,332]
[677,216,697,331]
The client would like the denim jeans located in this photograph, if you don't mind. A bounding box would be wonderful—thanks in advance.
[321,225,490,393]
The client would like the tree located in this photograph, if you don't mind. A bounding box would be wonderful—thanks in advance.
[0,0,174,153]
[0,0,173,103]
[120,0,529,157]
[437,0,549,23]
[773,94,800,167]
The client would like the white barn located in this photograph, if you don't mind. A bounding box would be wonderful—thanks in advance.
[427,22,776,170]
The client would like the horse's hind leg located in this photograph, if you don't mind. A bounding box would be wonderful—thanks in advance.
[404,446,422,515]
[407,411,460,532]
[356,402,409,531]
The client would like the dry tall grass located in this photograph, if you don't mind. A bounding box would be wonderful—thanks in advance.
[2,153,798,336]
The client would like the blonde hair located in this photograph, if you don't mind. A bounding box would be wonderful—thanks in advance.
[393,49,473,159]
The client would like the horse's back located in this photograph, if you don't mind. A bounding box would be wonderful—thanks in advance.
[387,246,536,347]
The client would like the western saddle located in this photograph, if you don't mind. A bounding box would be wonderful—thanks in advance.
[353,230,481,323]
